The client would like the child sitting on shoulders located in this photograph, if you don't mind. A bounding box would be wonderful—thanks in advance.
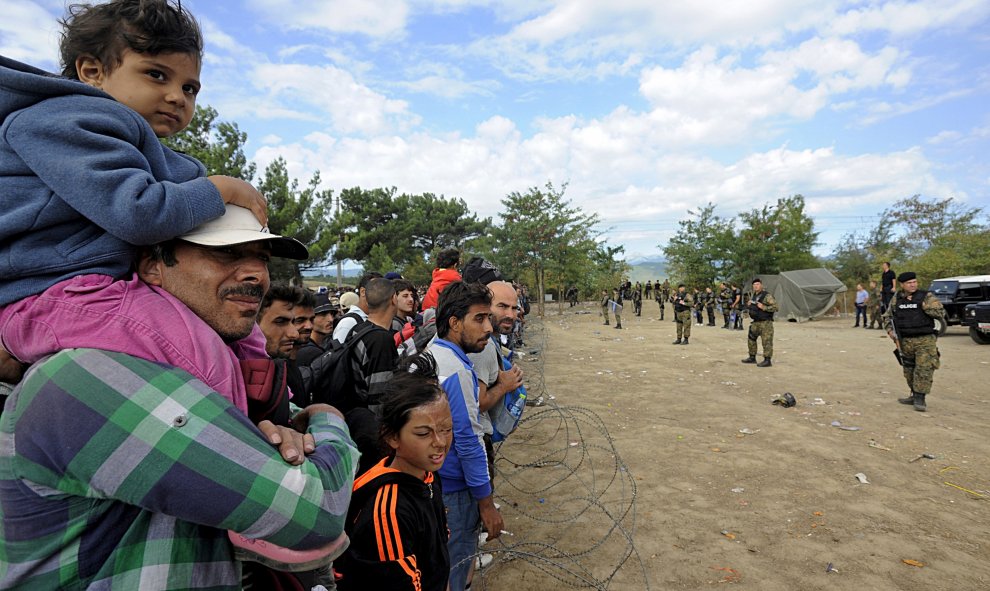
[0,0,269,412]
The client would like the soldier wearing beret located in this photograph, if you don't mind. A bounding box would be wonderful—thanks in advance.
[882,271,945,412]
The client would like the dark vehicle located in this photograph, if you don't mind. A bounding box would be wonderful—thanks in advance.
[927,275,990,336]
[961,301,990,345]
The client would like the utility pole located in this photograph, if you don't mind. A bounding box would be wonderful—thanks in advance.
[335,193,343,288]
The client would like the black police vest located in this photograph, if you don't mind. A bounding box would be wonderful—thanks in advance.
[749,292,774,321]
[674,293,690,312]
[893,290,935,337]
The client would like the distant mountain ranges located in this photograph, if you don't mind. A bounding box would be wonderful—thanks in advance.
[625,256,667,283]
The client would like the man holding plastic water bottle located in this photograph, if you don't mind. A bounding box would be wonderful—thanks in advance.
[427,281,504,591]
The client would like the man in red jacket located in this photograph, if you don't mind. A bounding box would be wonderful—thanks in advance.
[421,248,462,310]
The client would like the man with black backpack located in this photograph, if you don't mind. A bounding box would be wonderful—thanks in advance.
[305,278,399,476]
[331,271,382,346]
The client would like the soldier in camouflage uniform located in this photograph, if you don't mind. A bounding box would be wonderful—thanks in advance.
[741,278,777,367]
[703,287,716,326]
[691,288,703,325]
[611,288,623,329]
[672,284,694,345]
[632,284,643,316]
[600,289,610,326]
[658,280,670,320]
[867,280,882,329]
[730,282,744,330]
[882,272,945,412]
[718,282,733,328]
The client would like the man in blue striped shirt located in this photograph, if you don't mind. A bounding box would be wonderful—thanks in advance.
[427,281,503,591]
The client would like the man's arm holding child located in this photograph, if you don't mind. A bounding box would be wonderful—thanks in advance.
[8,349,358,549]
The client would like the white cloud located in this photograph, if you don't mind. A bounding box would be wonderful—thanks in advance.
[245,0,410,38]
[506,0,825,49]
[857,87,975,125]
[248,63,418,135]
[828,0,990,36]
[762,37,909,92]
[245,109,957,256]
[0,1,59,67]
[395,61,500,98]
[638,47,825,139]
[928,130,962,144]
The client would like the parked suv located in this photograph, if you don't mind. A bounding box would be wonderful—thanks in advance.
[927,275,990,336]
[961,301,990,344]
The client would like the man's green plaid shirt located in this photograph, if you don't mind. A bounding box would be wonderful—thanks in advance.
[0,348,358,590]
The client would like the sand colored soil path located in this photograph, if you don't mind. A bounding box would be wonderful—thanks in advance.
[483,301,989,590]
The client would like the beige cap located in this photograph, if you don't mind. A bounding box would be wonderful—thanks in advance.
[339,291,359,309]
[180,204,309,260]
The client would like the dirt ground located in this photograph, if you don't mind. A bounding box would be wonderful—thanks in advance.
[481,300,990,590]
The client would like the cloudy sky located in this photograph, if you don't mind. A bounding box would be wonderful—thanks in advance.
[3,0,989,259]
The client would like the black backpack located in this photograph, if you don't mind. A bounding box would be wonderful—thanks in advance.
[303,318,383,414]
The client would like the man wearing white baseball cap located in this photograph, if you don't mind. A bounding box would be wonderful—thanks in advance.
[2,203,307,415]
[0,204,359,589]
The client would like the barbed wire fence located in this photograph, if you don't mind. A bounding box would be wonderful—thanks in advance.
[465,315,652,590]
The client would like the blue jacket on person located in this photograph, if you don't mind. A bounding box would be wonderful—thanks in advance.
[428,337,492,501]
[0,56,224,306]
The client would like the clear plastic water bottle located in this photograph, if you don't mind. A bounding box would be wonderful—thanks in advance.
[508,389,527,419]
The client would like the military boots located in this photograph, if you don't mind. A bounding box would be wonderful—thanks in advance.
[741,356,756,363]
[913,393,926,412]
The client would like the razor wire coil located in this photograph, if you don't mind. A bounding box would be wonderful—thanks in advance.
[463,308,652,590]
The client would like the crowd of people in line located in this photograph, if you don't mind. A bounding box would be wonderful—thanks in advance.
[0,2,535,590]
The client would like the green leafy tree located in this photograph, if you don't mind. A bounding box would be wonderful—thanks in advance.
[877,195,989,280]
[829,232,873,285]
[882,196,983,256]
[662,203,735,286]
[364,243,398,275]
[257,158,334,282]
[405,193,489,258]
[330,189,488,270]
[588,244,628,296]
[492,182,602,316]
[733,195,819,280]
[330,187,406,265]
[162,105,256,180]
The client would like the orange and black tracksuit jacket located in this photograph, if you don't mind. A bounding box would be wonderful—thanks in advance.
[335,458,449,591]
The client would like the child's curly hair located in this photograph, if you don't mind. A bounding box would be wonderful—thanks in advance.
[59,0,203,79]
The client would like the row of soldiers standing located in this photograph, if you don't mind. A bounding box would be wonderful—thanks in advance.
[602,280,749,333]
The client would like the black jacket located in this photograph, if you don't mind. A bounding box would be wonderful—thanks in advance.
[336,459,449,591]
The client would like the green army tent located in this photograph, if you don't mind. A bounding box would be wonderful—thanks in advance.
[752,268,847,322]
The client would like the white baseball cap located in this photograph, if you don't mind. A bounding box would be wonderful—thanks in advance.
[180,204,309,260]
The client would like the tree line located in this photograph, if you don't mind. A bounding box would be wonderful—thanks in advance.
[661,194,989,289]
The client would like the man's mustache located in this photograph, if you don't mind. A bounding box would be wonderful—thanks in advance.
[220,284,265,300]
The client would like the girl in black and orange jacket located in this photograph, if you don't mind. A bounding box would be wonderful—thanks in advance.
[335,354,452,591]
